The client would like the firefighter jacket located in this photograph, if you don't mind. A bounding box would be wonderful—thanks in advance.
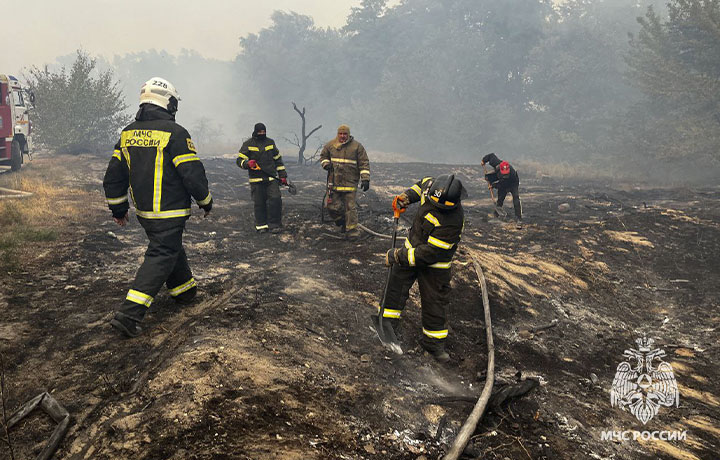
[482,153,519,188]
[320,137,370,191]
[395,177,464,269]
[237,136,287,183]
[103,104,212,231]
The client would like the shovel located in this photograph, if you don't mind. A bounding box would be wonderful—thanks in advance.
[372,196,405,355]
[482,163,508,219]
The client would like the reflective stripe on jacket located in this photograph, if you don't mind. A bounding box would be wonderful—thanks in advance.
[320,137,370,190]
[103,105,211,228]
[237,136,286,183]
[397,177,464,269]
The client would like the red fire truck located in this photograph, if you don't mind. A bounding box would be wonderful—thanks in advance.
[0,74,32,171]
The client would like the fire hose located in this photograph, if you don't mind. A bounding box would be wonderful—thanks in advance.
[443,254,495,460]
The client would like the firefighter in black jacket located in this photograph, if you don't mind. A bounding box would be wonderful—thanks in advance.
[482,153,522,223]
[237,123,288,233]
[378,175,466,363]
[103,77,212,338]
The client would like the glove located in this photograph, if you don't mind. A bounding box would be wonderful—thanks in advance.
[280,177,288,185]
[395,193,410,209]
[385,249,399,266]
[322,162,332,171]
[361,180,370,192]
[247,159,258,170]
[200,199,213,213]
[112,206,129,219]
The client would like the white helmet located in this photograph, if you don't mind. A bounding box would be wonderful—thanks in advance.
[139,77,180,114]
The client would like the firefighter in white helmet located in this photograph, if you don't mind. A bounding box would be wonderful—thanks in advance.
[103,77,213,337]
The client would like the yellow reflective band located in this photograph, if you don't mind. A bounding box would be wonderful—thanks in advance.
[423,328,448,339]
[112,150,122,161]
[106,195,128,205]
[404,238,413,249]
[248,146,260,151]
[276,166,286,171]
[445,200,455,206]
[331,158,356,164]
[238,152,249,160]
[265,145,275,151]
[198,193,212,206]
[334,186,356,191]
[428,236,453,249]
[429,261,452,269]
[173,153,199,167]
[411,184,422,195]
[249,178,264,183]
[256,224,269,230]
[126,289,153,307]
[154,148,164,212]
[424,213,441,227]
[136,208,191,219]
[273,154,281,160]
[377,307,402,319]
[346,223,357,230]
[360,169,370,175]
[321,159,330,165]
[122,147,131,169]
[408,248,416,266]
[421,177,433,184]
[169,278,197,297]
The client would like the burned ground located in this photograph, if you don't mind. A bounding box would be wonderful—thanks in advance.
[1,156,718,460]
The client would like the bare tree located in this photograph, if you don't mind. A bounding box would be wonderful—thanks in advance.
[290,102,322,164]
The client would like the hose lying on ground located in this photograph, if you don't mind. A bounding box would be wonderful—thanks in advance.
[357,223,392,239]
[443,255,495,460]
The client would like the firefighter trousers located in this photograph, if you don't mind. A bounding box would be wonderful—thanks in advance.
[497,183,522,219]
[251,181,282,231]
[326,190,358,231]
[379,264,452,351]
[118,225,197,322]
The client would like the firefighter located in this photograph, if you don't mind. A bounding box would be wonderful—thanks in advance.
[320,124,370,239]
[237,123,287,233]
[377,175,466,363]
[104,77,212,338]
[482,153,522,226]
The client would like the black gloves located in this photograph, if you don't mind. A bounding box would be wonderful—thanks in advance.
[361,180,370,192]
[200,199,213,213]
[112,206,129,219]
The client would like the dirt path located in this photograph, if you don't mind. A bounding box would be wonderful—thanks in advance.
[1,157,718,459]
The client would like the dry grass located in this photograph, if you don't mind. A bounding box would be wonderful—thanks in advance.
[0,157,90,271]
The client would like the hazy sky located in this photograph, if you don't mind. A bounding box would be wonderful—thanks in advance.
[1,0,365,73]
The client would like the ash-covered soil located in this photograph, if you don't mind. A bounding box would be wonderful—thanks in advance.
[1,156,718,460]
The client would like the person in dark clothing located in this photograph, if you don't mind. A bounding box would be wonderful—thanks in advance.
[104,77,212,338]
[376,175,466,363]
[237,123,288,233]
[481,153,522,224]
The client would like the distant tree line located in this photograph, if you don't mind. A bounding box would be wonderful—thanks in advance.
[24,0,720,180]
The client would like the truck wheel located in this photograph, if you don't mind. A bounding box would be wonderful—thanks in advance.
[10,140,21,171]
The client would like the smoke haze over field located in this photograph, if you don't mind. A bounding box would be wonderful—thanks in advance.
[5,0,720,181]
[1,0,363,71]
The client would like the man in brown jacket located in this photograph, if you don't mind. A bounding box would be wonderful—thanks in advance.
[320,124,370,239]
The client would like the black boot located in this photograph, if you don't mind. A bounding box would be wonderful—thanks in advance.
[174,286,197,305]
[110,311,143,338]
[421,338,450,363]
